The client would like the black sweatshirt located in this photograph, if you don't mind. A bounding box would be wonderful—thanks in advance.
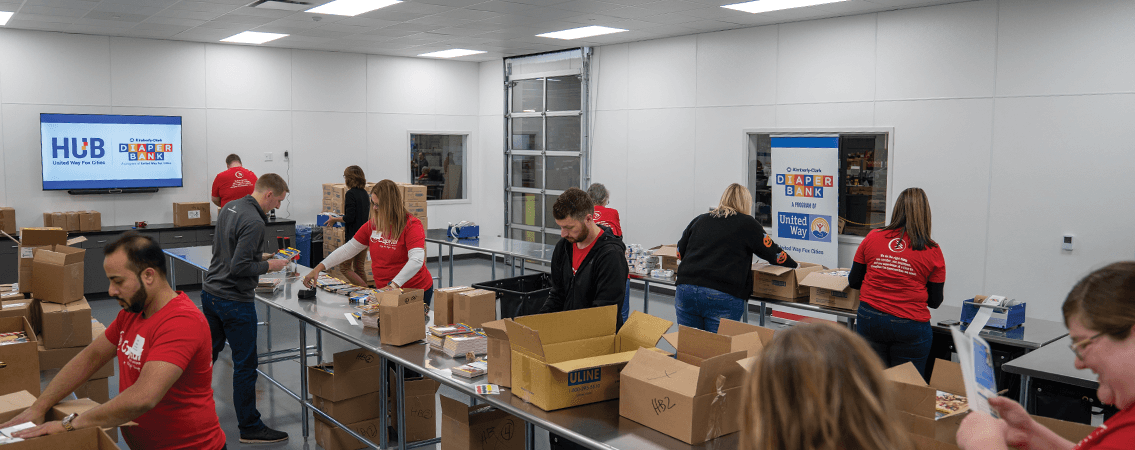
[343,187,370,239]
[539,225,628,325]
[676,213,797,300]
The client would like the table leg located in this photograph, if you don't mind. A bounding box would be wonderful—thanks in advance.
[396,364,407,450]
[743,300,749,323]
[265,307,272,353]
[315,328,323,363]
[448,245,454,288]
[379,356,389,449]
[511,256,516,277]
[298,320,309,438]
[525,422,535,450]
[847,317,857,332]
[1020,375,1031,414]
[491,253,497,280]
[436,243,444,286]
[643,280,650,315]
[759,301,767,326]
[167,255,177,289]
[520,258,525,275]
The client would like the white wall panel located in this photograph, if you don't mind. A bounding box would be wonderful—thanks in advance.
[0,30,111,106]
[997,0,1135,97]
[110,38,206,108]
[875,98,994,305]
[695,26,778,107]
[624,108,695,246]
[204,109,293,192]
[479,60,503,117]
[290,112,367,223]
[368,55,437,115]
[876,1,996,100]
[477,115,504,237]
[367,113,434,184]
[589,110,628,218]
[291,50,367,113]
[777,14,876,104]
[986,95,1135,321]
[775,102,874,128]
[693,106,775,211]
[432,61,481,116]
[627,35,697,110]
[205,44,292,111]
[594,44,629,111]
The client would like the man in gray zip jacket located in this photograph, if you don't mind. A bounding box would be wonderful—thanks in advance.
[202,173,290,444]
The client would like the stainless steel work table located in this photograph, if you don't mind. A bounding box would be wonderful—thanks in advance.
[424,229,555,286]
[1001,336,1098,414]
[166,245,746,450]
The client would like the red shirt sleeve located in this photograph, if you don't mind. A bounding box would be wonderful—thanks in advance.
[144,312,203,370]
[404,216,425,250]
[611,209,622,236]
[929,248,946,283]
[353,220,372,245]
[854,231,872,264]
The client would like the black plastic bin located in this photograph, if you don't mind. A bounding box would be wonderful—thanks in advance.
[472,272,552,319]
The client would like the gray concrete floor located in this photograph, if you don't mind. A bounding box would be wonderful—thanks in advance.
[85,256,683,449]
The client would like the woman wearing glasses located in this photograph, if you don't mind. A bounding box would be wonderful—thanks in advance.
[956,262,1135,450]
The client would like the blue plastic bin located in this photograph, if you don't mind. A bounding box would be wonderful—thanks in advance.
[295,224,312,267]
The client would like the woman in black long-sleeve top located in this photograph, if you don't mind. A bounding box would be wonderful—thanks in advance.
[675,183,797,333]
[325,165,371,286]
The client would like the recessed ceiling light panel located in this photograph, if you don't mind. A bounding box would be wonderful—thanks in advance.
[419,49,487,58]
[221,31,289,44]
[0,11,13,26]
[306,0,401,16]
[537,25,627,40]
[721,0,848,14]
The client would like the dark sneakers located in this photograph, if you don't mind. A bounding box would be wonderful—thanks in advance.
[239,426,289,444]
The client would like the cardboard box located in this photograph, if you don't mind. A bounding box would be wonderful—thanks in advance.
[396,183,427,202]
[38,319,113,378]
[0,390,36,424]
[750,261,827,301]
[387,369,440,442]
[79,211,101,232]
[440,395,525,450]
[483,320,511,388]
[74,377,110,403]
[43,212,66,229]
[504,307,673,411]
[649,245,680,271]
[38,298,92,349]
[433,286,474,326]
[620,346,748,444]
[1,299,31,323]
[406,202,427,220]
[314,416,383,450]
[0,207,15,235]
[377,288,425,346]
[313,391,383,426]
[47,398,128,443]
[173,202,211,227]
[18,228,68,294]
[0,317,40,396]
[1,425,117,450]
[32,245,86,304]
[64,212,80,232]
[661,320,775,363]
[453,289,496,329]
[800,269,861,310]
[307,348,384,402]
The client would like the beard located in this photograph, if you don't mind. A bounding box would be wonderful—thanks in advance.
[565,224,591,244]
[117,275,148,314]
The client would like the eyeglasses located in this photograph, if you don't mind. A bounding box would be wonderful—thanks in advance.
[1069,332,1105,360]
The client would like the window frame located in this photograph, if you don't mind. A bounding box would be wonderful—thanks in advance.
[407,131,473,205]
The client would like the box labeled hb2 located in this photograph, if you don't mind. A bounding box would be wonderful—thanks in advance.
[440,395,525,450]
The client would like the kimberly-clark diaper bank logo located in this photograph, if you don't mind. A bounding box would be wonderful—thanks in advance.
[120,139,173,161]
[778,212,833,243]
[775,174,833,198]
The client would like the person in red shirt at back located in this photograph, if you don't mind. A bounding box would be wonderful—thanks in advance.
[848,187,946,379]
[587,183,622,237]
[211,154,257,208]
[1,232,227,450]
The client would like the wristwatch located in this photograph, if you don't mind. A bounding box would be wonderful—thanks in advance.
[62,412,78,432]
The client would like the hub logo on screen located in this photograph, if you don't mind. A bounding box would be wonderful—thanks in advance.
[120,141,173,161]
[51,138,105,159]
[778,212,833,243]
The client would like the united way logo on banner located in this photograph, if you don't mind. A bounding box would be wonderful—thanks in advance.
[778,212,833,243]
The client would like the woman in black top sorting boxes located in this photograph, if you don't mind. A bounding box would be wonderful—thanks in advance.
[675,183,797,333]
[323,165,371,287]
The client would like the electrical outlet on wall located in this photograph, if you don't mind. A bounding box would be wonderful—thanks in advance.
[264,152,273,161]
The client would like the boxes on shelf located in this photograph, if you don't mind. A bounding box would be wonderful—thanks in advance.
[503,307,673,411]
[750,261,827,301]
[32,245,86,304]
[960,295,1026,330]
[38,298,92,349]
[482,320,511,388]
[314,416,383,450]
[18,227,68,294]
[386,368,440,442]
[313,391,383,427]
[0,317,40,396]
[307,348,384,402]
[406,201,427,221]
[376,288,426,346]
[173,202,211,227]
[649,245,680,271]
[396,183,427,202]
[0,207,15,234]
[799,269,860,310]
[432,286,473,326]
[79,211,102,232]
[440,395,525,450]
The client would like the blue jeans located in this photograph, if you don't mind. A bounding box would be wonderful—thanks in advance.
[201,291,265,434]
[674,284,746,333]
[622,280,631,324]
[856,301,933,379]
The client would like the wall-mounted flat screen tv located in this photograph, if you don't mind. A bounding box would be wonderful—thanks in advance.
[41,113,183,191]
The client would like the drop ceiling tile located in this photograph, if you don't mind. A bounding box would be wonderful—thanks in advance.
[599,0,658,6]
[231,6,296,18]
[406,15,473,26]
[416,0,491,7]
[311,23,377,33]
[262,18,324,29]
[66,24,131,35]
[132,22,192,32]
[455,20,507,30]
[336,16,400,27]
[143,16,208,26]
[153,9,226,20]
[638,11,702,23]
[680,6,744,19]
[359,10,430,21]
[361,27,422,37]
[91,3,166,15]
[293,28,355,38]
[116,28,187,38]
[383,2,455,14]
[552,0,625,13]
[6,19,73,31]
[169,1,241,13]
[600,6,660,18]
[507,0,570,8]
[20,5,91,17]
[11,13,76,23]
[430,8,500,20]
[84,11,151,22]
[276,35,335,43]
[74,17,140,28]
[211,14,278,25]
[466,0,537,14]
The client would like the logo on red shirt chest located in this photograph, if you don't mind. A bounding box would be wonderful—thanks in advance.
[371,231,399,248]
[888,238,906,253]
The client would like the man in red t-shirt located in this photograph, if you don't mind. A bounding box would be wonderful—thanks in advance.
[211,154,257,208]
[3,233,226,449]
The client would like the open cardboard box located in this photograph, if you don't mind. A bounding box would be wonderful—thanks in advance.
[17,228,68,295]
[440,395,525,450]
[2,426,116,449]
[432,286,473,326]
[504,306,673,411]
[649,245,680,271]
[621,322,772,444]
[32,245,86,305]
[799,269,861,310]
[0,317,40,397]
[751,262,827,301]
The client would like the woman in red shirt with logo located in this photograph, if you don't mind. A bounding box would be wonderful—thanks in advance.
[848,187,945,379]
[956,262,1135,450]
[587,183,621,237]
[304,180,434,304]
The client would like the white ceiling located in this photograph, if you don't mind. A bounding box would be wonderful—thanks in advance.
[0,0,973,61]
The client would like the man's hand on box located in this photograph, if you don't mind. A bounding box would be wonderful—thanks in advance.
[0,407,45,431]
[11,420,64,439]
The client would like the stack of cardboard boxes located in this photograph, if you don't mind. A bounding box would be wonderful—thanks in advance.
[41,211,102,232]
[321,183,376,285]
[396,183,428,229]
[0,392,125,446]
